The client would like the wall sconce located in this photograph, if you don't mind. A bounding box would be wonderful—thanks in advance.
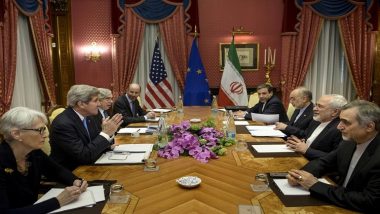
[232,26,254,36]
[84,42,102,62]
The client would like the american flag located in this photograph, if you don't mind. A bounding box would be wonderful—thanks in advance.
[145,40,175,109]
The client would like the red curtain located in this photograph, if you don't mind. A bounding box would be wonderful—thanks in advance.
[113,8,145,96]
[280,6,323,106]
[159,6,188,90]
[30,9,56,107]
[0,0,18,115]
[339,6,375,100]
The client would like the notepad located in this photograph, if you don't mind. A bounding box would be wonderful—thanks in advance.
[223,121,249,125]
[113,144,153,153]
[117,127,148,134]
[35,186,104,213]
[273,178,330,196]
[95,152,149,164]
[251,144,294,153]
[152,108,171,113]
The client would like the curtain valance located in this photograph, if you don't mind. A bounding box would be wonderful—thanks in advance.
[118,0,189,23]
[13,0,49,16]
[296,0,371,18]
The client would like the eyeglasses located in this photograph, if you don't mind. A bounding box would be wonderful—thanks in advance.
[21,127,47,135]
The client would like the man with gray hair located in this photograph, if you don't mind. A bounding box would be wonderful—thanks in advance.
[92,88,113,130]
[287,100,380,212]
[50,84,123,170]
[285,94,347,160]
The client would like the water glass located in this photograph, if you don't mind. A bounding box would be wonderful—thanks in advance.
[109,184,130,203]
[251,173,269,192]
[235,139,248,152]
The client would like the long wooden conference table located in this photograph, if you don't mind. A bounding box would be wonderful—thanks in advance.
[74,107,356,213]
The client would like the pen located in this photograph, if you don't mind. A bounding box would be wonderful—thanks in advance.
[136,129,140,133]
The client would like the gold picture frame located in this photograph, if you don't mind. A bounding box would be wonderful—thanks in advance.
[219,43,259,71]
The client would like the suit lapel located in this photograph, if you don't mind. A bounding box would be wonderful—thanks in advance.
[68,108,91,141]
[346,135,380,186]
[308,118,339,144]
[289,109,300,125]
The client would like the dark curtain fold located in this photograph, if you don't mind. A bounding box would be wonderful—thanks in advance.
[159,6,188,90]
[30,8,56,107]
[113,8,145,96]
[0,0,18,115]
[1,0,56,115]
[339,6,375,100]
[281,6,323,107]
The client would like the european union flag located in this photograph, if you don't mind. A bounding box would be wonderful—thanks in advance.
[183,38,211,106]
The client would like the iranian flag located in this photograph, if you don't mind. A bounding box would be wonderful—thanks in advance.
[218,38,248,106]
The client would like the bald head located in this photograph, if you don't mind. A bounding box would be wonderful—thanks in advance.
[289,87,312,109]
[126,83,141,101]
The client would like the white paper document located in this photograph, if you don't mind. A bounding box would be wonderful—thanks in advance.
[113,144,153,153]
[95,152,149,164]
[35,186,105,213]
[273,178,330,196]
[246,125,286,137]
[152,108,172,113]
[223,121,249,125]
[251,144,294,153]
[251,113,279,123]
[117,127,148,134]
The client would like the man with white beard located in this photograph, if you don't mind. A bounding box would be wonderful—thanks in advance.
[287,100,380,213]
[285,94,347,160]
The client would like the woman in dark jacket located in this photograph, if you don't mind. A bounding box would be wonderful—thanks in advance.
[0,107,88,213]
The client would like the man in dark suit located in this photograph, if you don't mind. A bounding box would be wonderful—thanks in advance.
[92,88,113,130]
[244,83,289,122]
[287,100,380,212]
[113,83,155,127]
[275,87,314,136]
[285,94,347,160]
[50,85,123,170]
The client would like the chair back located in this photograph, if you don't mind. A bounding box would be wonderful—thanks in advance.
[287,103,295,119]
[248,92,259,108]
[47,105,65,126]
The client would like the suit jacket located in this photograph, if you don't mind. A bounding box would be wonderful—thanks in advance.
[113,95,147,126]
[302,134,380,212]
[283,102,314,137]
[50,107,111,171]
[303,117,341,160]
[91,109,112,131]
[0,141,77,213]
[245,95,289,123]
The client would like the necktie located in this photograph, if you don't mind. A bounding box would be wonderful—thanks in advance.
[83,118,90,136]
[103,111,109,118]
[131,101,136,116]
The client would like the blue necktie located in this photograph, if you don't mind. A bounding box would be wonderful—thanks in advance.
[83,118,90,136]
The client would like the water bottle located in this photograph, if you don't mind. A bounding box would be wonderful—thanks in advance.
[211,95,218,114]
[226,110,236,140]
[177,95,184,113]
[157,114,168,148]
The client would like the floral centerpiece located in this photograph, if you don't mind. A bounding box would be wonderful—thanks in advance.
[157,118,235,163]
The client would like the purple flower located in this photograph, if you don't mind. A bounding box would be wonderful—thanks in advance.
[158,121,226,163]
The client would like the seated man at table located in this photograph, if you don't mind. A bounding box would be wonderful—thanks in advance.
[287,100,380,212]
[92,88,113,130]
[50,84,123,170]
[244,83,289,123]
[274,87,314,136]
[113,83,155,126]
[285,94,347,160]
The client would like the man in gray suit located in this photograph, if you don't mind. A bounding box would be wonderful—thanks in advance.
[287,100,380,212]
